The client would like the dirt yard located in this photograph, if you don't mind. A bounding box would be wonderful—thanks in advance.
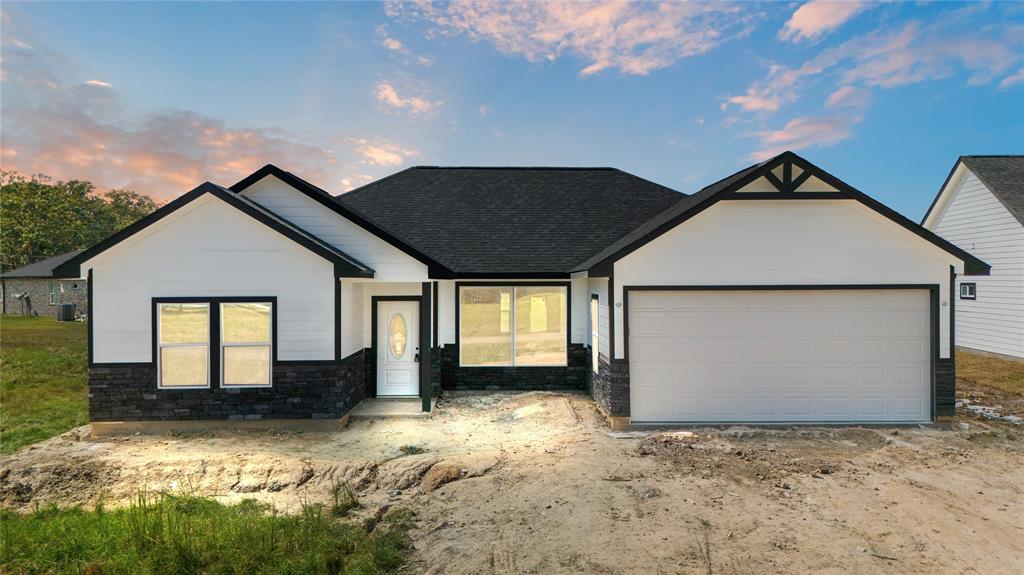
[2,392,1022,575]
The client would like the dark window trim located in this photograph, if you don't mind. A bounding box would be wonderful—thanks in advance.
[454,281,572,368]
[620,284,941,421]
[959,282,976,300]
[151,296,278,390]
[370,295,423,399]
[87,268,94,366]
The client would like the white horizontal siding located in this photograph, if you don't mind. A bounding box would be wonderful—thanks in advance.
[614,200,959,360]
[932,171,1024,358]
[240,175,428,282]
[87,195,335,363]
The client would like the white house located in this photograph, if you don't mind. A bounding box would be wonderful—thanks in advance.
[56,152,990,429]
[923,156,1024,360]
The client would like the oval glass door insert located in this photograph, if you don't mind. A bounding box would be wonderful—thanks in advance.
[389,313,407,359]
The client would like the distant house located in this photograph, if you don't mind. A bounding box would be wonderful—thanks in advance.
[1,250,88,318]
[923,156,1024,360]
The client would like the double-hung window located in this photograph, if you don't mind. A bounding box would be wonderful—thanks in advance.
[157,303,211,388]
[459,284,567,367]
[156,299,273,389]
[221,302,272,387]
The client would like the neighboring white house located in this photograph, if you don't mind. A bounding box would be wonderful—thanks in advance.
[923,156,1024,360]
[56,151,991,428]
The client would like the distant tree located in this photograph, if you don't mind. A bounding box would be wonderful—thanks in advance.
[0,171,160,272]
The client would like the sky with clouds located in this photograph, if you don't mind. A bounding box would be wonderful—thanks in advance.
[1,1,1021,218]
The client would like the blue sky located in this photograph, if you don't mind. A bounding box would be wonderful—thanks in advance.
[1,1,1022,219]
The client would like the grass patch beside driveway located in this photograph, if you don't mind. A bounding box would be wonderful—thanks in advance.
[956,348,1024,396]
[0,315,88,455]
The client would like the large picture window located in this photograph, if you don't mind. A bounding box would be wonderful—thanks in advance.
[459,285,567,367]
[157,303,210,388]
[221,302,273,387]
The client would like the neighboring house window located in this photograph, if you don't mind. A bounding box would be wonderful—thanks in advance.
[157,303,210,388]
[220,302,273,387]
[49,281,57,305]
[459,285,567,367]
[960,283,977,300]
[590,296,599,374]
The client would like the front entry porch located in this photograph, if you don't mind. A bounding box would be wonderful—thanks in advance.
[349,397,437,419]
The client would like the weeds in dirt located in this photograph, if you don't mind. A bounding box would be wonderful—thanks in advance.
[694,519,713,575]
[0,491,411,574]
[398,445,426,456]
[331,481,360,517]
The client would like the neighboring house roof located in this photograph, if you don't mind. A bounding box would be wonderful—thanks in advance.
[1,250,84,279]
[574,151,991,276]
[334,167,684,276]
[53,182,374,279]
[923,156,1024,227]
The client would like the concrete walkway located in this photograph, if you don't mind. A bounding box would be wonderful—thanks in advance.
[349,397,435,419]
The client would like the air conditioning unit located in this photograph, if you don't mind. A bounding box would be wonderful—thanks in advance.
[56,303,76,321]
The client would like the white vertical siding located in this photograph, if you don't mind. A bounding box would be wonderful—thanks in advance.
[437,280,456,346]
[86,195,336,363]
[240,175,429,282]
[339,279,364,358]
[356,282,424,349]
[931,171,1024,358]
[588,277,610,358]
[613,200,959,360]
[570,273,588,345]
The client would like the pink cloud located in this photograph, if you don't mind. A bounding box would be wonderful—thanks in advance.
[0,16,421,201]
[825,85,870,108]
[750,115,857,161]
[1000,67,1024,89]
[387,0,760,76]
[374,81,442,115]
[779,1,872,43]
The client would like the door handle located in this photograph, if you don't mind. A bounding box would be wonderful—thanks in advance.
[414,353,420,363]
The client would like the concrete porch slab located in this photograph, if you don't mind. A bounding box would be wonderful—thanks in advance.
[350,397,436,419]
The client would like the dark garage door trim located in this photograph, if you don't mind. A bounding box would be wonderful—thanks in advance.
[621,284,941,421]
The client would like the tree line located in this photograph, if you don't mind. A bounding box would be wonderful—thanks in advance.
[0,171,160,272]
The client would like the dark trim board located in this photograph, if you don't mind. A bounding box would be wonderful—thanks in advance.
[369,295,423,399]
[420,282,432,412]
[620,284,942,421]
[432,281,439,348]
[453,281,572,368]
[576,152,990,277]
[230,164,453,278]
[149,296,278,389]
[54,182,374,279]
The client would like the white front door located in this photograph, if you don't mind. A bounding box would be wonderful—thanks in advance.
[377,300,420,396]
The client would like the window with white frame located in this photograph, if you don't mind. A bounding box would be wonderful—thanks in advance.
[459,285,567,367]
[49,281,57,305]
[960,283,977,300]
[157,303,210,388]
[221,302,273,387]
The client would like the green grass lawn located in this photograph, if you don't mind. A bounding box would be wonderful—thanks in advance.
[0,315,89,455]
[1,492,412,574]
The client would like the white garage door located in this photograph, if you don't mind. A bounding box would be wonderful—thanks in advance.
[628,289,932,423]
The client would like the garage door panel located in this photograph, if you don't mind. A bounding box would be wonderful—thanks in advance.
[629,290,932,423]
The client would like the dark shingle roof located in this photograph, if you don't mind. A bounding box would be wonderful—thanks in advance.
[572,159,767,272]
[961,156,1024,225]
[1,250,83,278]
[335,167,684,274]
